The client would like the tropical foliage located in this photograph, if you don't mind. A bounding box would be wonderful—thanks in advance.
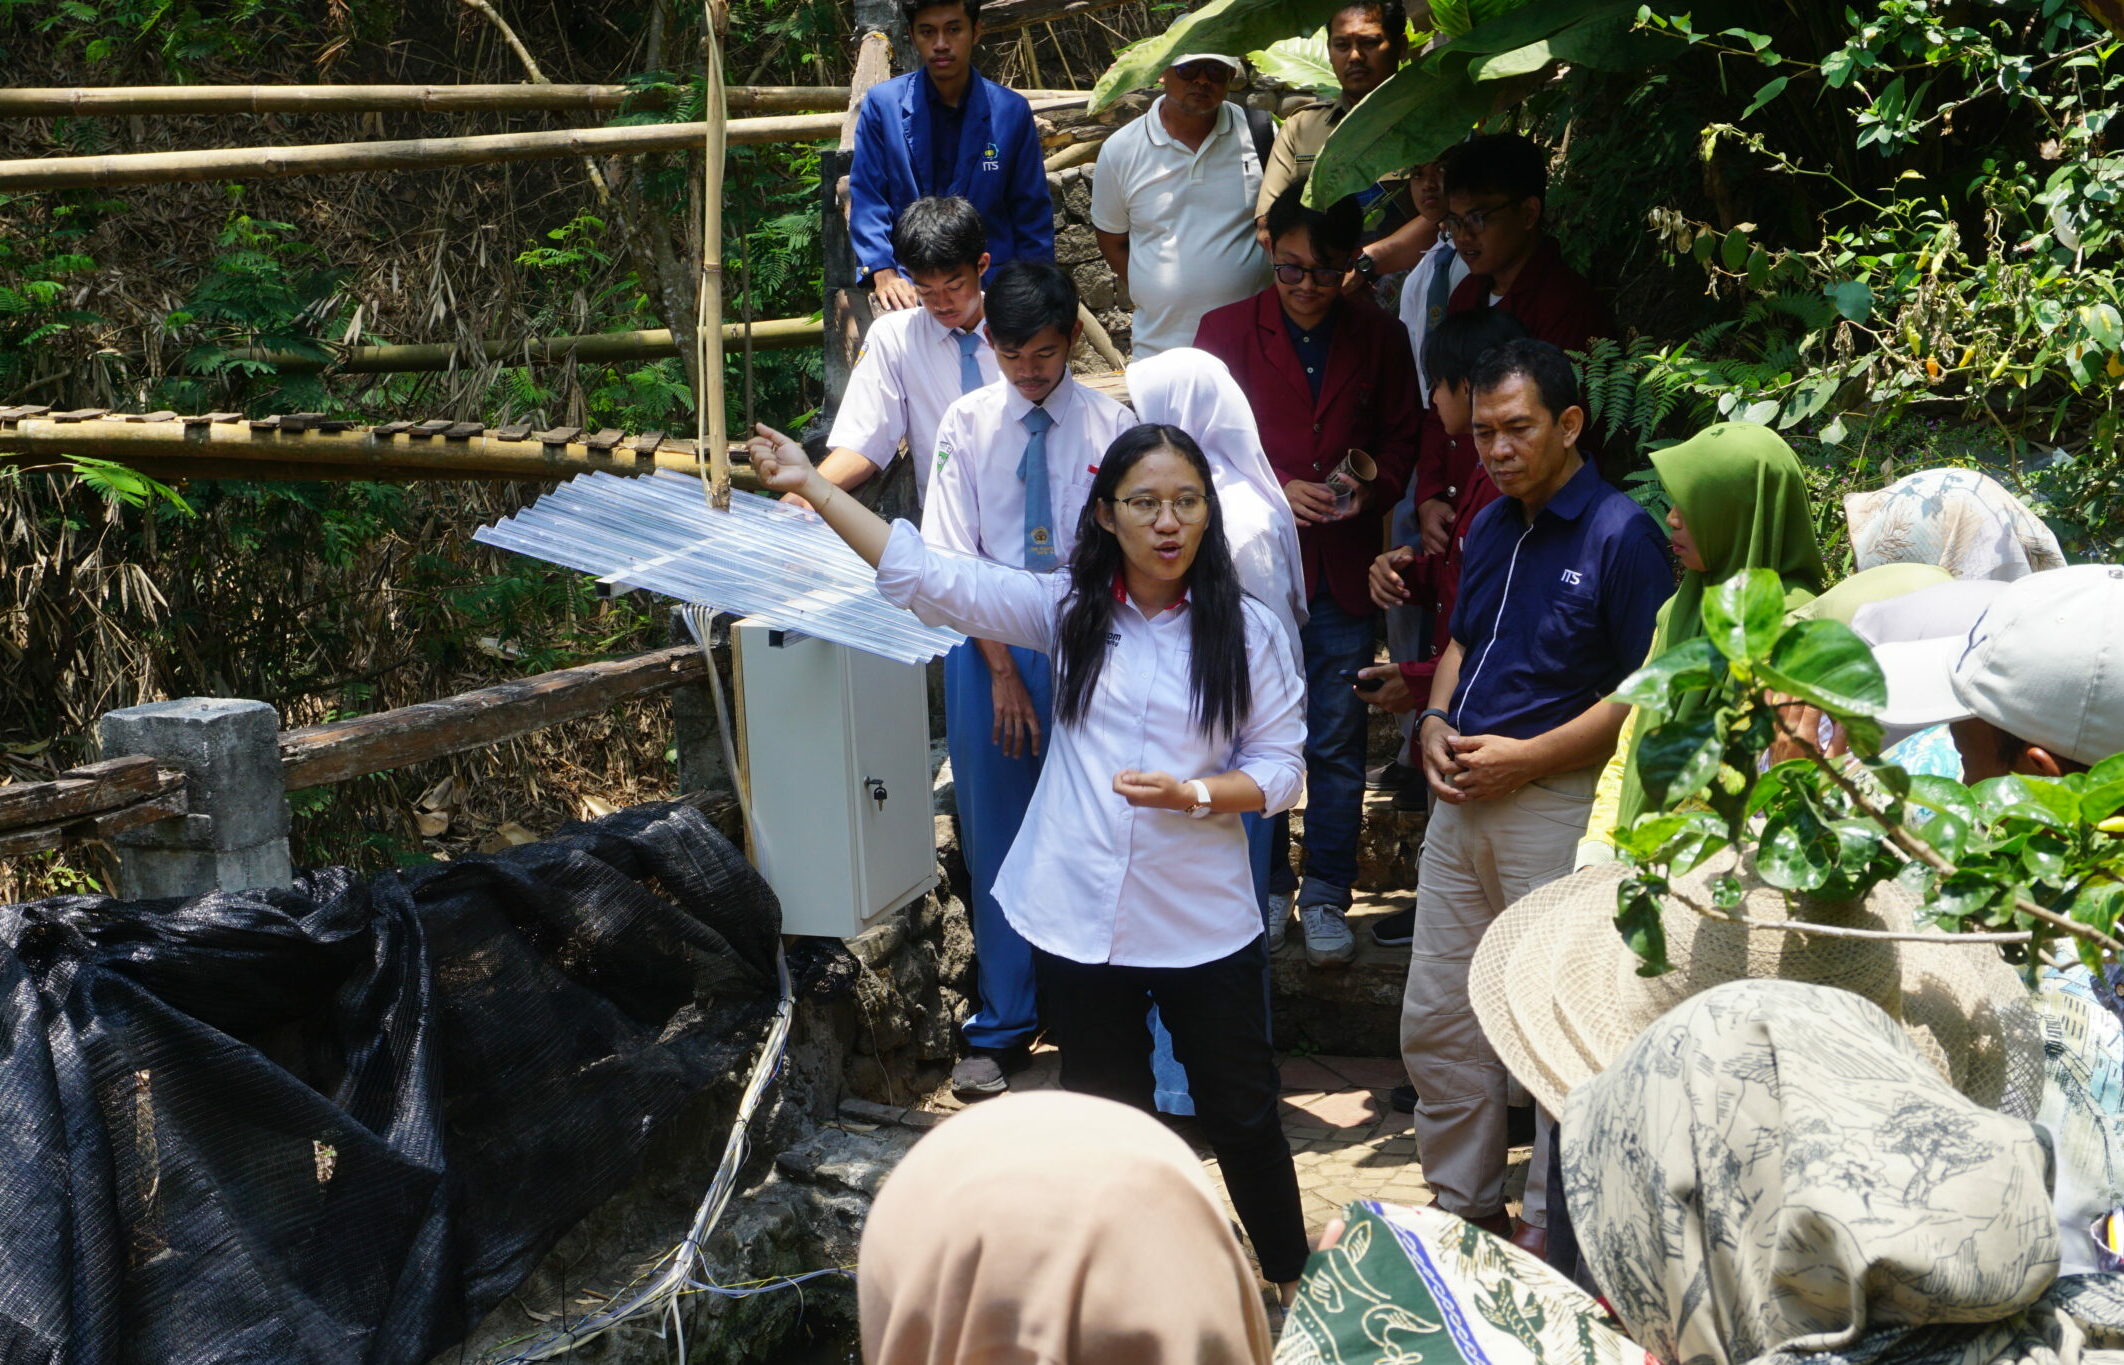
[1613,569,2124,978]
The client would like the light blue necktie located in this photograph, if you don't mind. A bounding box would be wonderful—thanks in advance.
[956,329,983,394]
[1019,405,1058,571]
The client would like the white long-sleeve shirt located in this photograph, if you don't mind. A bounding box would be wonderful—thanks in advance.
[922,373,1135,568]
[825,303,1000,505]
[877,522,1305,967]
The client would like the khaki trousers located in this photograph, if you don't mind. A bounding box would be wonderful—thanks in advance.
[1399,766,1595,1218]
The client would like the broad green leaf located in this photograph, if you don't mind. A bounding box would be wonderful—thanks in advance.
[1702,568,1786,664]
[1932,868,2008,923]
[1974,774,2064,827]
[1090,0,1341,111]
[1908,773,1979,825]
[1828,279,1874,322]
[1248,28,1338,99]
[1615,876,1673,976]
[1759,801,1835,890]
[1637,714,1724,809]
[2081,753,2124,823]
[1611,637,1725,717]
[2016,777,2084,828]
[1305,60,1488,203]
[1721,226,1751,273]
[2020,826,2074,881]
[1746,758,1812,819]
[1307,0,1658,203]
[1741,398,1781,425]
[1908,805,1971,862]
[1742,74,1789,118]
[2067,881,2124,939]
[1756,618,1888,715]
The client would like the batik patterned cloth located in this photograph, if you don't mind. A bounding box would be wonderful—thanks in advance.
[1563,978,2124,1365]
[1275,1200,1649,1365]
[2037,966,2124,1274]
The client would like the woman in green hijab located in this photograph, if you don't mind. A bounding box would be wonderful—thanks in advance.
[1581,423,1827,855]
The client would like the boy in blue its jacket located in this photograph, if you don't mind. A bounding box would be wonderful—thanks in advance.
[850,0,1055,312]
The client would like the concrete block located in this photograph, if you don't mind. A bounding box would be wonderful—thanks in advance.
[98,696,292,897]
[99,698,287,850]
[116,841,293,901]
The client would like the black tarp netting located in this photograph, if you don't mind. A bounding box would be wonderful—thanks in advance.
[0,801,780,1365]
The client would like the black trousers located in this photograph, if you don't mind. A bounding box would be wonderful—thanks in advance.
[1030,936,1309,1283]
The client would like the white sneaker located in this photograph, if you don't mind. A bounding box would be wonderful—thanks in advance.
[1301,906,1358,968]
[1264,893,1293,952]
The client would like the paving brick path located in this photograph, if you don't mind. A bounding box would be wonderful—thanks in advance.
[911,1045,1529,1240]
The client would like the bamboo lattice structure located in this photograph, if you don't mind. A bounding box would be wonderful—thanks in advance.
[0,84,851,116]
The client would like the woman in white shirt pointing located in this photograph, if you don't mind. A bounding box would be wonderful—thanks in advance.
[749,418,1311,1294]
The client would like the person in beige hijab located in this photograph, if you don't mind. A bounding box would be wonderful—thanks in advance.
[859,1091,1274,1365]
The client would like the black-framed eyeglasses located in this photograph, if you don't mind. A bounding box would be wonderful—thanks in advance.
[1107,493,1209,524]
[1438,198,1516,241]
[1273,262,1346,286]
[1169,61,1232,84]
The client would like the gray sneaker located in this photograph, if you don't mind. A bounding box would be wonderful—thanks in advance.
[1264,893,1293,952]
[1301,905,1358,968]
[951,1052,1009,1100]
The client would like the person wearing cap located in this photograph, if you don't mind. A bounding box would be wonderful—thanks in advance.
[1393,337,1668,1244]
[848,0,1055,312]
[1875,563,2124,782]
[1092,52,1270,358]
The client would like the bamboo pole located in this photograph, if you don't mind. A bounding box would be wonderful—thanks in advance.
[698,1,732,510]
[0,84,1069,117]
[196,317,819,374]
[0,95,1089,189]
[0,416,761,484]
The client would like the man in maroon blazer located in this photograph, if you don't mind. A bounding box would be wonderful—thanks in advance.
[1408,133,1614,544]
[1194,182,1421,967]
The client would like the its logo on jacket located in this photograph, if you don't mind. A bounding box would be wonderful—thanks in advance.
[981,142,1000,172]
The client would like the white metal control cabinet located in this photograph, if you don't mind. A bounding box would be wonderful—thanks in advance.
[731,615,938,938]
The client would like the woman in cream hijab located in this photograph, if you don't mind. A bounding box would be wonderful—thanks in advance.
[1126,348,1307,662]
[859,1091,1274,1365]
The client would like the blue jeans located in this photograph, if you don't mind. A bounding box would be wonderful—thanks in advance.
[943,640,1047,1051]
[1298,592,1374,910]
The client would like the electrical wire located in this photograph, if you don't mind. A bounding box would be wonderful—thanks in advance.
[492,610,788,1362]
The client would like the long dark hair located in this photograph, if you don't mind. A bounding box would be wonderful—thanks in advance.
[1053,423,1254,739]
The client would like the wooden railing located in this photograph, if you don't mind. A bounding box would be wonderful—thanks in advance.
[0,643,720,899]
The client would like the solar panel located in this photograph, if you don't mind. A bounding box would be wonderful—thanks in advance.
[473,470,963,665]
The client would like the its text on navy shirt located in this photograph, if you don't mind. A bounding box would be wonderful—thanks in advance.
[1447,456,1672,740]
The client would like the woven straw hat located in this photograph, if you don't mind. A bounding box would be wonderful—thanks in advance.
[1468,855,2045,1119]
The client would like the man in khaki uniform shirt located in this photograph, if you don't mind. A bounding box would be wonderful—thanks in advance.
[1255,1,1409,221]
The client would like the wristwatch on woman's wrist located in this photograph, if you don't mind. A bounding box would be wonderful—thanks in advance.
[1183,779,1213,818]
[1353,251,1379,281]
[1417,707,1452,733]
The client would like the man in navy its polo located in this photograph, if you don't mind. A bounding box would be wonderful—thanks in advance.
[848,0,1054,312]
[1391,338,1668,1243]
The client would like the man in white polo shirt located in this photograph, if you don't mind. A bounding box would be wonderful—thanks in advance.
[1091,52,1268,359]
[801,197,1001,508]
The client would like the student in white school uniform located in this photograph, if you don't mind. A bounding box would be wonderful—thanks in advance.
[922,261,1135,1099]
[800,196,1002,506]
[747,417,1312,1296]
